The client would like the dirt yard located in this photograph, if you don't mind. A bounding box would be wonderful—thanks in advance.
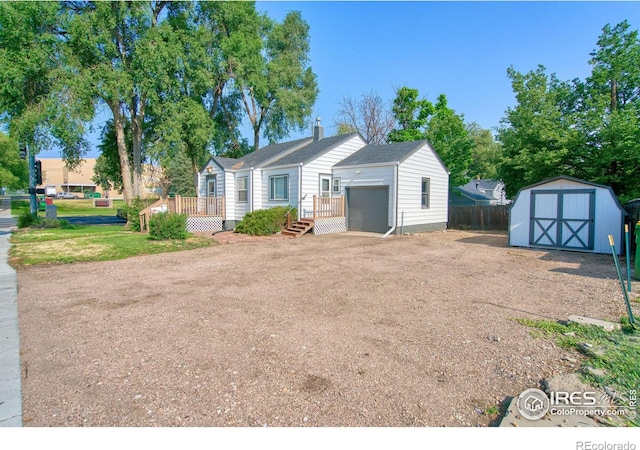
[16,230,629,427]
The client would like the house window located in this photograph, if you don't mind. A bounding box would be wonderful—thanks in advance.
[421,178,430,208]
[269,175,289,201]
[237,176,248,203]
[332,178,341,194]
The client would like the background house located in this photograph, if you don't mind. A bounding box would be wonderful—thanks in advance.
[449,179,509,206]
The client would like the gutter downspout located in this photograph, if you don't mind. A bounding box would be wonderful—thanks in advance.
[196,171,201,198]
[250,168,254,212]
[298,163,303,220]
[382,161,399,239]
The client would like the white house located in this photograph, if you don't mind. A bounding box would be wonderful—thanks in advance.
[196,121,450,236]
[333,140,450,234]
[508,176,626,254]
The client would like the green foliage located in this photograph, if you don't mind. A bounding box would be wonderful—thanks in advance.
[389,87,473,187]
[17,209,36,228]
[498,21,640,201]
[235,206,296,236]
[9,225,213,267]
[0,133,28,189]
[467,123,503,180]
[121,198,151,232]
[164,149,197,197]
[516,317,640,426]
[149,212,188,240]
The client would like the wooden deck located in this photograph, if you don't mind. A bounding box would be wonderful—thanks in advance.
[139,196,225,232]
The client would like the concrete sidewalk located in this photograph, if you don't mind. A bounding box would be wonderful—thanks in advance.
[0,196,22,426]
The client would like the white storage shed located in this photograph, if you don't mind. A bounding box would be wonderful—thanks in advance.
[508,176,626,255]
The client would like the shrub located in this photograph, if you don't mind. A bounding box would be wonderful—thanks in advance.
[121,198,150,232]
[17,210,36,228]
[234,206,296,236]
[149,212,188,240]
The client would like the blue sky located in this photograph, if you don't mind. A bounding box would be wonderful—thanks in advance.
[38,1,640,158]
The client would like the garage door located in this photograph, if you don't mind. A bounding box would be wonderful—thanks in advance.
[346,186,389,233]
[529,189,595,250]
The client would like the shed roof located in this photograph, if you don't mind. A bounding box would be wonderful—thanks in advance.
[513,175,626,214]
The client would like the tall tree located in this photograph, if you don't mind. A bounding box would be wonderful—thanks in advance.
[0,133,28,190]
[388,87,473,186]
[63,1,174,202]
[334,91,395,144]
[235,10,319,150]
[0,2,90,165]
[498,21,640,201]
[466,123,503,180]
[497,66,584,197]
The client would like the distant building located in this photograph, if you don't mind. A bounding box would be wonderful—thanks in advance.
[39,158,103,196]
[39,158,165,199]
[449,179,510,206]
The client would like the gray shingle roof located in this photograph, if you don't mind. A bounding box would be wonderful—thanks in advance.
[333,139,431,167]
[229,137,313,170]
[212,156,238,170]
[264,133,360,168]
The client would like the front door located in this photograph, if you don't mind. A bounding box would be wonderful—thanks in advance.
[207,176,217,198]
[320,174,331,198]
[530,189,595,250]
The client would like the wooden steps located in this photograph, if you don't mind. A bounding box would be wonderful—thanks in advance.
[281,218,314,238]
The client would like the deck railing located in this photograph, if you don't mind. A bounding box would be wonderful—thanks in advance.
[139,198,170,232]
[313,195,344,219]
[173,195,225,217]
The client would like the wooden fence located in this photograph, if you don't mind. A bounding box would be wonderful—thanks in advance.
[448,205,510,231]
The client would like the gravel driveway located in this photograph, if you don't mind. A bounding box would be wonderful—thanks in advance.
[16,230,628,426]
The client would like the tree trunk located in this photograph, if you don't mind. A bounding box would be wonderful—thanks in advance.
[253,126,260,152]
[109,104,134,203]
[131,115,143,198]
[610,79,618,111]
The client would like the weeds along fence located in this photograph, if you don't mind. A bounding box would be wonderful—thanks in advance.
[623,199,640,254]
[448,205,510,231]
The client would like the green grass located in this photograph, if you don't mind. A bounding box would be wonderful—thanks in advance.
[9,225,214,267]
[11,198,126,217]
[516,317,639,426]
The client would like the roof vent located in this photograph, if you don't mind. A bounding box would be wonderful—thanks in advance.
[313,117,323,141]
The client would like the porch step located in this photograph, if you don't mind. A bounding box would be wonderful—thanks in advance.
[282,219,314,238]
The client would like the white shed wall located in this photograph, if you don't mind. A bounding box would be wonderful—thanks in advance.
[397,143,449,228]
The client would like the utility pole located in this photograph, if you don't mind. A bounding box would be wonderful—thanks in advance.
[28,144,36,216]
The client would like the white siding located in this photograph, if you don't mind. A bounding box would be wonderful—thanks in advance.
[252,169,263,212]
[300,135,366,215]
[260,166,299,210]
[198,162,225,198]
[509,178,624,254]
[397,143,449,228]
[332,165,395,226]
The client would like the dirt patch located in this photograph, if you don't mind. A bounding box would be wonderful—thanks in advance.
[16,230,630,426]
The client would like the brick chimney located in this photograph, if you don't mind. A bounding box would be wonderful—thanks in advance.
[313,117,323,141]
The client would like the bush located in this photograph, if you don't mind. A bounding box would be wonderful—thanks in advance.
[234,206,296,236]
[149,212,188,240]
[17,210,36,228]
[121,198,151,232]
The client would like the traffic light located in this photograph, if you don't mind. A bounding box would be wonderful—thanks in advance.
[19,144,27,160]
[35,160,42,185]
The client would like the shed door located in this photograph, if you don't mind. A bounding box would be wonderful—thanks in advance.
[346,186,389,233]
[530,189,595,250]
